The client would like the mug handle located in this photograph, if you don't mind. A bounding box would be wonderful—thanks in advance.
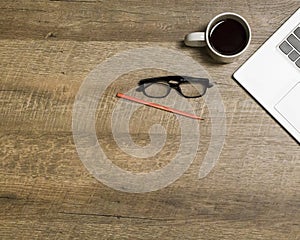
[184,32,207,47]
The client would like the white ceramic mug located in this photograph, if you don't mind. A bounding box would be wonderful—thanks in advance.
[184,12,251,63]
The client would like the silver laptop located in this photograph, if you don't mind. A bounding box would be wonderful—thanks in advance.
[233,8,300,144]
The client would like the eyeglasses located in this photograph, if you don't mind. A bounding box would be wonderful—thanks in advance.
[137,75,213,98]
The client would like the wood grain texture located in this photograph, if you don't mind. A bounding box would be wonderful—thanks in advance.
[1,0,300,239]
[0,0,299,43]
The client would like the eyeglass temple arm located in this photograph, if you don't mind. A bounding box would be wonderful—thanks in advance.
[139,75,211,85]
[138,75,183,85]
[181,76,211,83]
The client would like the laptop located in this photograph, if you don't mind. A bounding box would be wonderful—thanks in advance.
[233,8,300,144]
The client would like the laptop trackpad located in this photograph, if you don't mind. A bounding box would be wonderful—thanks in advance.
[275,82,300,134]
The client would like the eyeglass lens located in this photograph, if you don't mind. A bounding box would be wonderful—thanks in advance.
[179,82,206,97]
[143,82,170,98]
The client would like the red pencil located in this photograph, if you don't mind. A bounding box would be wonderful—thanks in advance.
[116,93,204,120]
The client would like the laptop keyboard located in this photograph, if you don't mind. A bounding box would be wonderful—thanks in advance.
[279,26,300,68]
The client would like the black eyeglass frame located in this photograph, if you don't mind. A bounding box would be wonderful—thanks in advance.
[137,75,213,98]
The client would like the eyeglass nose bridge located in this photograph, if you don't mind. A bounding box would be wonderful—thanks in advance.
[165,80,181,94]
[168,80,180,85]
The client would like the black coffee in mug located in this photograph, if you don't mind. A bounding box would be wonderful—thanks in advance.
[209,19,248,55]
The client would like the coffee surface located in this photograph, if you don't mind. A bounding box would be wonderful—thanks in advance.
[209,19,248,55]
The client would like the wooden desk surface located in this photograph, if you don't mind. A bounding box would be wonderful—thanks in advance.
[1,1,299,239]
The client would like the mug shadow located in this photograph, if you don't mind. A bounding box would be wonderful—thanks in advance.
[176,40,217,65]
